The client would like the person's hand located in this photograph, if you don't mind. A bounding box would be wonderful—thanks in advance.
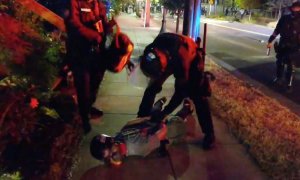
[107,17,117,34]
[109,17,117,26]
[126,61,135,73]
[267,42,272,49]
[150,111,167,123]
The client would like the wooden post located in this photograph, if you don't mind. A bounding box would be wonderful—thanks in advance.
[159,7,167,34]
[17,0,65,32]
[145,0,151,27]
[203,23,207,62]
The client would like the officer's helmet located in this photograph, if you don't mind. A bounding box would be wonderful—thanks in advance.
[140,47,168,78]
[106,32,134,73]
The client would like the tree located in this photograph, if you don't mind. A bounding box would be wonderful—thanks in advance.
[224,0,233,7]
[236,0,262,20]
[263,0,294,19]
[221,0,233,13]
[160,0,185,33]
[119,0,136,13]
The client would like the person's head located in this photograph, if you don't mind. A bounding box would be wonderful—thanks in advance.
[90,134,126,166]
[140,47,168,79]
[291,2,300,16]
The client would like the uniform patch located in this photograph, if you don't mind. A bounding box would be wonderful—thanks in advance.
[80,8,91,12]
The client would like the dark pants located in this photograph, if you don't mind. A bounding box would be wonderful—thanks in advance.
[137,76,214,135]
[189,92,214,135]
[276,52,294,86]
[137,72,171,117]
[70,52,106,125]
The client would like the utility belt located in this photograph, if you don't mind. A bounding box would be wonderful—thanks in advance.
[188,71,215,97]
[274,41,299,53]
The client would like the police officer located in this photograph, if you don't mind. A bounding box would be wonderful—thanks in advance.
[267,2,300,90]
[137,33,215,149]
[66,0,115,134]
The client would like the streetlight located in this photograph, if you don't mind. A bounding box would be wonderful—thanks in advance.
[159,6,167,34]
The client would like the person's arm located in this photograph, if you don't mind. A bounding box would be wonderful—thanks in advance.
[155,124,167,140]
[162,38,195,115]
[162,78,188,115]
[69,0,102,43]
[267,16,284,48]
[138,72,171,117]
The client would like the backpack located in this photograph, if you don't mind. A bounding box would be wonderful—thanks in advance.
[105,24,134,73]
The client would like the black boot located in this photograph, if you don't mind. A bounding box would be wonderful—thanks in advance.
[83,120,91,134]
[286,76,294,93]
[202,133,215,150]
[272,77,284,86]
[273,59,284,85]
[285,66,294,93]
[158,139,169,157]
[90,107,103,119]
[175,98,194,119]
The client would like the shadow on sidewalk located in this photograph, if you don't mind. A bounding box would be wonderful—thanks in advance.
[80,144,190,180]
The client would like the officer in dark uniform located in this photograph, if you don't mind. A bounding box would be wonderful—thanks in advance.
[137,33,215,149]
[267,2,300,90]
[66,0,111,134]
[66,0,120,134]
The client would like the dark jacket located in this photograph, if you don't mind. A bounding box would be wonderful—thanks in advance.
[142,33,208,115]
[269,14,300,51]
[145,33,203,81]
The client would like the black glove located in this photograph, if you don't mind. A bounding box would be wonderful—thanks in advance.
[126,61,135,73]
[147,112,166,135]
[150,111,167,124]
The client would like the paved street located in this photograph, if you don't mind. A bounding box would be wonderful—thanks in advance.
[152,14,300,117]
[70,13,268,180]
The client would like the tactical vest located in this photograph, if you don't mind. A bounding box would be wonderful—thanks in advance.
[76,0,105,30]
[67,0,107,54]
[280,15,300,50]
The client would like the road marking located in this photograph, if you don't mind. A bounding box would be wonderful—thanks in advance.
[202,21,271,37]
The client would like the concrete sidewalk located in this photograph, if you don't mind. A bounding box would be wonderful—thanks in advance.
[71,13,268,180]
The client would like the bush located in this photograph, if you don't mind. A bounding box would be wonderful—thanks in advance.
[209,62,300,179]
[0,1,82,179]
[0,85,82,179]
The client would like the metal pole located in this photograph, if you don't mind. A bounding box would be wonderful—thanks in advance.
[191,0,201,40]
[183,0,192,35]
[203,23,207,62]
[175,10,180,33]
[159,7,167,34]
[278,0,283,20]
